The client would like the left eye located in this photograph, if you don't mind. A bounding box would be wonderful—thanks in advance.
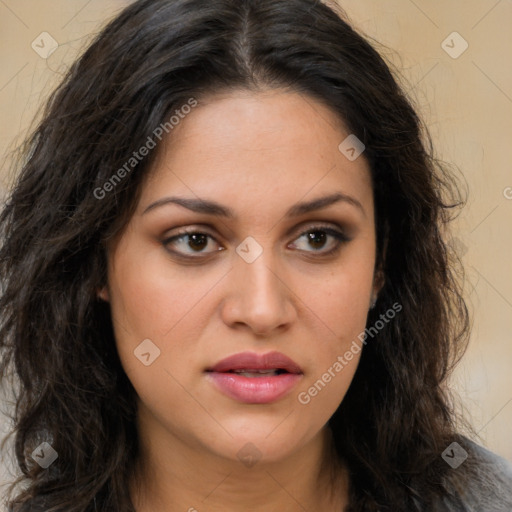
[289,227,348,254]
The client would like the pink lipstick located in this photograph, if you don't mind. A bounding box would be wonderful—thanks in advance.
[205,351,303,404]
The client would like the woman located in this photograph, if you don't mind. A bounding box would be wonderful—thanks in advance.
[0,0,511,510]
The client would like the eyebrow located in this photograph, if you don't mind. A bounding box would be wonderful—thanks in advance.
[142,192,365,218]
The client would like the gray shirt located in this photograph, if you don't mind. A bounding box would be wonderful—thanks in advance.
[431,439,512,511]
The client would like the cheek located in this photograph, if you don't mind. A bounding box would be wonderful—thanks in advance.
[295,250,374,407]
[304,258,374,344]
[297,352,360,419]
[299,280,366,395]
[106,244,230,407]
[321,275,369,319]
[295,281,366,426]
[107,240,217,339]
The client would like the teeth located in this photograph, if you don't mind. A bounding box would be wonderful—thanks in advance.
[232,369,281,377]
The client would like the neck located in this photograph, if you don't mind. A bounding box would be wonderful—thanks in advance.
[130,415,348,511]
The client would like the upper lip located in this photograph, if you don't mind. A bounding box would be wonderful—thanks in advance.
[206,351,303,374]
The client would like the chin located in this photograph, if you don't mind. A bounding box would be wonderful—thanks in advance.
[202,418,314,465]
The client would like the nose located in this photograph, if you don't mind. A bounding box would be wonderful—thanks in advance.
[220,250,297,337]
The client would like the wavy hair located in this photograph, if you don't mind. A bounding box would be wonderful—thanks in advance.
[0,0,474,510]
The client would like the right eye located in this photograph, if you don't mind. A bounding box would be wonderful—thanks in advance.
[162,229,224,259]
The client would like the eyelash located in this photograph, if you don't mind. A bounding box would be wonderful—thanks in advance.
[161,224,350,261]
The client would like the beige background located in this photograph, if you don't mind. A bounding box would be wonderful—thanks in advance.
[1,0,511,498]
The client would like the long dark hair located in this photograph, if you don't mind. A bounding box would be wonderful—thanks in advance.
[0,0,476,510]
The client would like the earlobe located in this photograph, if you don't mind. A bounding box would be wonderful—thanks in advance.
[374,270,385,295]
[371,268,385,309]
[97,285,110,302]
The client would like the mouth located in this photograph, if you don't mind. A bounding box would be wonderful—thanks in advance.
[205,351,303,404]
[222,368,291,377]
[206,350,303,375]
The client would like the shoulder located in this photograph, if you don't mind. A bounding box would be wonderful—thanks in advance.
[434,436,512,512]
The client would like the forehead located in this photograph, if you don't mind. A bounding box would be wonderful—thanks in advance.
[140,89,373,215]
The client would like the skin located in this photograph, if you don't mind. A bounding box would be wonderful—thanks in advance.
[99,89,381,511]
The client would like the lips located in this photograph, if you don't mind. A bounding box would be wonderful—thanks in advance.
[206,351,303,374]
[205,351,303,404]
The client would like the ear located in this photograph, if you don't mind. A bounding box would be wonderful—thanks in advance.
[97,285,110,302]
[373,267,385,294]
[370,266,385,307]
[371,228,388,305]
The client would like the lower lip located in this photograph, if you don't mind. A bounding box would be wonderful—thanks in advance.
[206,372,302,404]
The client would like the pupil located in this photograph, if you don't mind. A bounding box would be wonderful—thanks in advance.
[308,231,326,249]
[189,234,207,251]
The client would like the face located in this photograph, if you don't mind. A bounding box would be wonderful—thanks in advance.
[100,89,379,466]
